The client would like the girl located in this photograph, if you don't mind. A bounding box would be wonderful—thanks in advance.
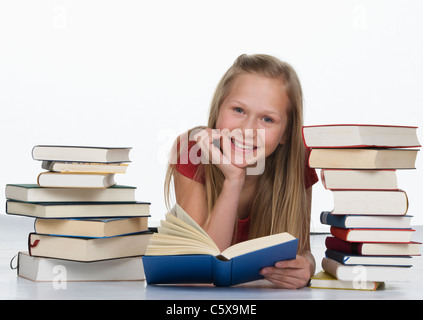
[164,54,318,289]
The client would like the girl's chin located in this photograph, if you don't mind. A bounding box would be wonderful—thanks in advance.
[229,156,259,168]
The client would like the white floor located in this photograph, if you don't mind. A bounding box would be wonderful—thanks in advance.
[1,214,422,300]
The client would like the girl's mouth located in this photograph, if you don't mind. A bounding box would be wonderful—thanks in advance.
[230,137,257,151]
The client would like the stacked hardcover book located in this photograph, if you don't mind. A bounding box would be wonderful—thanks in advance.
[6,145,152,281]
[303,125,421,290]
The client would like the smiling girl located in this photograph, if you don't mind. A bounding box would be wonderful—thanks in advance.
[164,54,318,289]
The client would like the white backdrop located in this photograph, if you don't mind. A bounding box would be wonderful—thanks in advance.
[1,0,422,232]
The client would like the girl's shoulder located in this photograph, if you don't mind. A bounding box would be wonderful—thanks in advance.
[173,136,205,184]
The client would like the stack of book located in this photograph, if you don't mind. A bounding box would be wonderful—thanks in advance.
[303,124,421,290]
[6,145,152,281]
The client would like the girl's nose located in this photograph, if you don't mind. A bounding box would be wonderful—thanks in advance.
[241,116,257,132]
[241,117,258,137]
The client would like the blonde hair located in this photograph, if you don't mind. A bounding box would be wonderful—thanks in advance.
[165,54,310,253]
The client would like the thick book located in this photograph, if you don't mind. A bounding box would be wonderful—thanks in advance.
[34,216,149,238]
[325,236,421,256]
[320,169,398,190]
[28,232,153,262]
[42,161,129,174]
[330,226,415,243]
[309,270,383,291]
[32,145,131,163]
[142,204,298,287]
[320,211,412,229]
[6,200,150,218]
[308,148,418,169]
[325,249,413,267]
[17,252,145,281]
[37,172,116,188]
[331,189,408,215]
[322,257,410,282]
[5,184,136,202]
[302,124,421,148]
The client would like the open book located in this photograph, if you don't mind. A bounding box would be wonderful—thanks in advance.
[142,204,298,287]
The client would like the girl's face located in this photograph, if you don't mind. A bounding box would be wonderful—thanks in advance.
[215,73,290,168]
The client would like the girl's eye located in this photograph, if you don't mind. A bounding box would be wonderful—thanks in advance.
[263,116,273,123]
[234,107,244,113]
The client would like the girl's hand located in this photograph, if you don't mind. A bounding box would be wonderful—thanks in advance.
[259,255,313,289]
[193,128,246,183]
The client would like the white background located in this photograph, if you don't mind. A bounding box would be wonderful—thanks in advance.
[0,0,422,231]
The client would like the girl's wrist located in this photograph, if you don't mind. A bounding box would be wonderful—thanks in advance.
[223,177,245,190]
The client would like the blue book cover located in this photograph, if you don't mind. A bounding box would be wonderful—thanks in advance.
[320,211,412,229]
[142,204,298,287]
[143,238,298,287]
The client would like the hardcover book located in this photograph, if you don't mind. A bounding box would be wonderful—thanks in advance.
[302,124,421,148]
[309,270,383,291]
[28,232,153,262]
[330,189,408,215]
[5,184,136,203]
[325,249,413,267]
[325,236,421,256]
[320,211,412,229]
[17,252,145,281]
[308,148,418,169]
[34,216,149,238]
[32,145,131,163]
[330,226,415,243]
[142,204,298,287]
[42,161,129,174]
[320,169,398,190]
[6,200,150,218]
[37,172,116,188]
[322,257,410,282]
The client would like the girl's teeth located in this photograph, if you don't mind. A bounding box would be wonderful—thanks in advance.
[232,138,254,150]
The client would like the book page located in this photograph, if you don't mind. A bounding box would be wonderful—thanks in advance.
[158,220,215,246]
[146,233,218,256]
[169,204,216,243]
[221,232,296,260]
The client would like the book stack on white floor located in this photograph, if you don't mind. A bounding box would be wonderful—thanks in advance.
[5,145,152,281]
[303,125,421,290]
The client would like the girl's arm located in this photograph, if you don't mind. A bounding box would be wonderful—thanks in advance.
[174,172,243,251]
[174,129,246,251]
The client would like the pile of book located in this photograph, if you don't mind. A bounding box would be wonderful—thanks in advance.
[6,145,152,281]
[303,125,421,290]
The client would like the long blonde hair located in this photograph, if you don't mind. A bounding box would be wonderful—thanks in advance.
[164,54,309,252]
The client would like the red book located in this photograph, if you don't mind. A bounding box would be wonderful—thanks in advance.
[325,236,421,256]
[330,226,415,243]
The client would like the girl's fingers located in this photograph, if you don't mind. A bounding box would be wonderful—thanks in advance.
[193,129,223,164]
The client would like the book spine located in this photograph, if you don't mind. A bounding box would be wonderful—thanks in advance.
[321,257,339,279]
[320,211,347,228]
[325,237,363,255]
[212,257,232,287]
[325,249,349,265]
[330,226,350,241]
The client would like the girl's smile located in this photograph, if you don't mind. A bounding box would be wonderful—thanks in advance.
[230,137,257,151]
